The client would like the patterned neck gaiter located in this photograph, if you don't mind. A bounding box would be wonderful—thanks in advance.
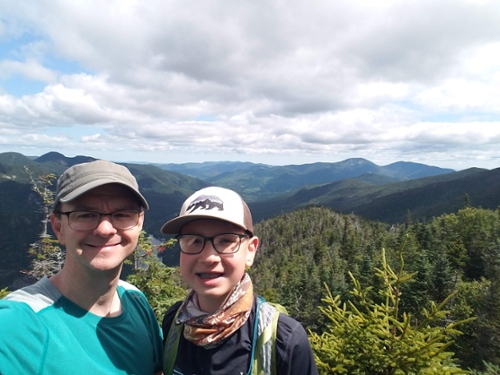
[176,273,254,348]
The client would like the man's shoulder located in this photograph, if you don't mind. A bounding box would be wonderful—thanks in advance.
[2,277,59,313]
[117,280,147,302]
[0,295,43,332]
[117,280,157,318]
[118,279,141,292]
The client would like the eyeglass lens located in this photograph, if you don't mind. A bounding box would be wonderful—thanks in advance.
[177,234,245,254]
[67,210,140,230]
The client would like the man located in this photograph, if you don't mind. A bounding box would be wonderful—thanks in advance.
[0,160,163,374]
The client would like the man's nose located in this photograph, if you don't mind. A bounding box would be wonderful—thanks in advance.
[93,215,117,235]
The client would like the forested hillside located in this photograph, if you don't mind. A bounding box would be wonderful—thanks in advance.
[249,205,500,372]
[249,167,488,224]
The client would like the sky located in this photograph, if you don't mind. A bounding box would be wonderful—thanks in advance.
[1,1,500,171]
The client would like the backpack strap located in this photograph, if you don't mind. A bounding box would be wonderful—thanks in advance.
[249,297,284,375]
[163,308,183,375]
[270,307,281,375]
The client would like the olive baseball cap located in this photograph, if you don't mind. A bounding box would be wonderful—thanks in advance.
[160,186,253,236]
[53,160,149,210]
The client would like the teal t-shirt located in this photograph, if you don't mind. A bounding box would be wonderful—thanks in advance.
[0,277,163,375]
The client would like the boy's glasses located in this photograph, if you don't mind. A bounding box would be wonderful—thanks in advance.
[175,233,249,254]
[55,210,141,231]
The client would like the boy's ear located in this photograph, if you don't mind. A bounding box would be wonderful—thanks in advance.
[245,236,259,268]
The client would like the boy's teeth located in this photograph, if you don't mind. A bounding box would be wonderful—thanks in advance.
[199,273,220,279]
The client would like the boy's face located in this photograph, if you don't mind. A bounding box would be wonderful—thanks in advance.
[179,219,258,313]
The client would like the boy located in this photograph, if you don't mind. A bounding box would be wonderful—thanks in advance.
[160,186,318,375]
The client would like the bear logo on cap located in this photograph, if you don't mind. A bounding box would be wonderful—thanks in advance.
[187,195,224,213]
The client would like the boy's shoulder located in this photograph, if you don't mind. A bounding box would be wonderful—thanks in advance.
[261,299,288,315]
[162,300,183,331]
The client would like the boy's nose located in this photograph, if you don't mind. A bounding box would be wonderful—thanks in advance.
[199,240,221,262]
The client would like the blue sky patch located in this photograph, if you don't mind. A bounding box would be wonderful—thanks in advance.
[1,77,46,97]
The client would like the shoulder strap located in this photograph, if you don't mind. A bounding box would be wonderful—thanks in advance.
[163,307,183,375]
[270,308,281,375]
[250,297,286,375]
[268,302,288,315]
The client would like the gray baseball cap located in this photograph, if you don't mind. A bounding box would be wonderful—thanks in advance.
[53,160,148,210]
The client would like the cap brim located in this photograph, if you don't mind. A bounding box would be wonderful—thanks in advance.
[59,177,149,210]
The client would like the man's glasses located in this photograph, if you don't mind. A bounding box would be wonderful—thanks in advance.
[55,210,141,231]
[175,233,249,255]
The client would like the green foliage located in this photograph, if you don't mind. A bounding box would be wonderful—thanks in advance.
[309,243,474,375]
[429,207,500,280]
[251,207,388,331]
[250,205,500,371]
[470,362,500,375]
[28,235,64,279]
[422,207,500,368]
[0,287,9,299]
[126,232,187,323]
[450,279,491,369]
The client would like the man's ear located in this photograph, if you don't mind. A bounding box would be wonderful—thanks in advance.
[137,211,145,230]
[50,213,66,245]
[245,236,259,268]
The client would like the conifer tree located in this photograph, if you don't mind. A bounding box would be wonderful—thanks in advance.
[470,361,500,375]
[24,168,64,279]
[449,279,489,370]
[475,246,500,368]
[309,242,474,375]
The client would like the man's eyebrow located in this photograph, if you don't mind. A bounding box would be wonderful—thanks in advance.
[64,205,141,211]
[62,205,92,211]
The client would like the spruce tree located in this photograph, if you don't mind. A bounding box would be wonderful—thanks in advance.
[24,168,64,279]
[309,242,474,375]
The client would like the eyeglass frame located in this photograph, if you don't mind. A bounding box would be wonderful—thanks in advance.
[175,233,250,255]
[54,209,142,231]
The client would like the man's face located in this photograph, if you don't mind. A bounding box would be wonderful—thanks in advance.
[179,219,258,313]
[51,183,144,274]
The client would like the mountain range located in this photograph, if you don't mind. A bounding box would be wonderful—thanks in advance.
[0,150,497,289]
[155,159,456,201]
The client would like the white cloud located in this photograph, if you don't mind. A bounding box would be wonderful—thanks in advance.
[0,59,57,82]
[0,0,500,169]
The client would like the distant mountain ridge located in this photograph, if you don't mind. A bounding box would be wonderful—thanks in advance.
[0,151,496,290]
[248,167,488,224]
[35,151,96,166]
[156,158,455,200]
[154,161,260,179]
